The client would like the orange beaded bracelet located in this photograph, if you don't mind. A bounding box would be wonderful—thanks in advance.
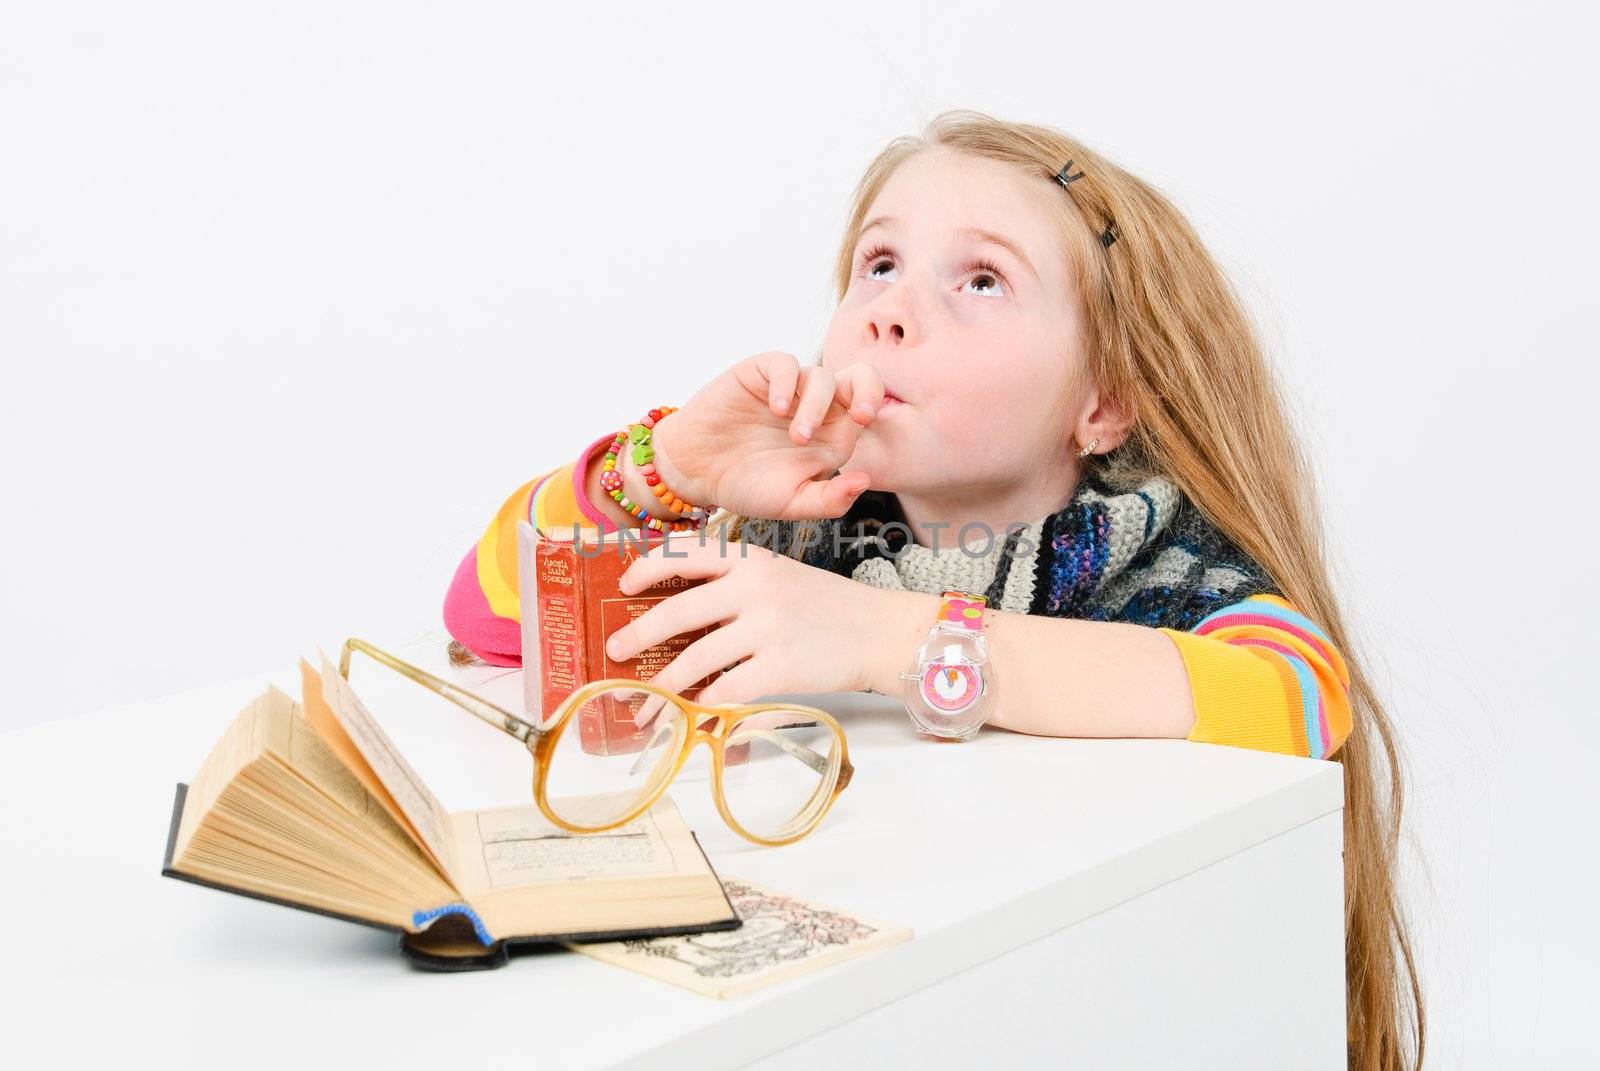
[597,406,714,533]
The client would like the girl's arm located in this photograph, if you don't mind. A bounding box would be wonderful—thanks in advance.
[864,592,1353,759]
[441,431,646,665]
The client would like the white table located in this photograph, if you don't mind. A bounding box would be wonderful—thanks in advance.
[0,628,1346,1069]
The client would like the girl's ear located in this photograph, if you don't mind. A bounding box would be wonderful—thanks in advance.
[1077,392,1137,453]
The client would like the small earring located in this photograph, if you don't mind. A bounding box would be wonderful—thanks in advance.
[1076,437,1100,459]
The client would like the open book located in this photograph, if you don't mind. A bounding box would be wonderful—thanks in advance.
[161,651,740,970]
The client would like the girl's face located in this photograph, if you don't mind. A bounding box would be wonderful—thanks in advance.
[823,147,1091,495]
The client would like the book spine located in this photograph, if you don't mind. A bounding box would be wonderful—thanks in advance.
[412,901,494,945]
[532,536,583,729]
[524,525,550,723]
[519,523,540,722]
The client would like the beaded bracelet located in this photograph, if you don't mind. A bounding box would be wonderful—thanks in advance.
[598,406,715,533]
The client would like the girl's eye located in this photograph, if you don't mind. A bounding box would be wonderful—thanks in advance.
[965,257,1007,298]
[860,243,897,281]
[857,244,1009,298]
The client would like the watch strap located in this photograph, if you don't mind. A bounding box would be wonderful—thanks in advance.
[935,590,988,633]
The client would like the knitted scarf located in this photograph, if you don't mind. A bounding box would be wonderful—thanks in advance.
[737,470,1280,632]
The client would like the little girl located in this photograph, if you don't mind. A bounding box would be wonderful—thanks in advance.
[443,111,1420,1068]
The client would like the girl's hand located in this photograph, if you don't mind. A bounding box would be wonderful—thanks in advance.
[602,535,932,711]
[650,351,884,521]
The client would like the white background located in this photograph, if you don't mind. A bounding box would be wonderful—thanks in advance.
[2,1,1594,1065]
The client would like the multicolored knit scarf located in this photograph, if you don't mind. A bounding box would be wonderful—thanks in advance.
[738,470,1279,631]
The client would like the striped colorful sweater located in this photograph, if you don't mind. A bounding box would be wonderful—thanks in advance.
[443,432,1353,760]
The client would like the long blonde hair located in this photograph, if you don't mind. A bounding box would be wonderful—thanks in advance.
[713,110,1425,1069]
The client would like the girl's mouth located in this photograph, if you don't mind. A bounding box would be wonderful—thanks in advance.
[880,392,906,409]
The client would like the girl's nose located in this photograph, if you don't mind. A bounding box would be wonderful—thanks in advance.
[866,294,916,347]
[863,274,922,348]
[871,320,906,343]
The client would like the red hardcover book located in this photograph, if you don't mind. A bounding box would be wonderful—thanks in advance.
[518,520,741,758]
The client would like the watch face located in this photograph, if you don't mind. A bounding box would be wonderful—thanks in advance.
[918,659,982,714]
[905,631,991,742]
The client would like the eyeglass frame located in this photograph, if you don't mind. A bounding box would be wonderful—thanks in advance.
[337,638,855,847]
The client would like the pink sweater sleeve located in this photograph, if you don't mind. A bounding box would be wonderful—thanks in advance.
[442,432,623,666]
[441,544,525,666]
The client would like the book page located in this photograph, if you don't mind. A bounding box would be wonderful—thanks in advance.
[446,794,689,895]
[565,877,914,998]
[285,702,390,826]
[298,659,423,842]
[174,686,284,858]
[315,649,457,881]
[168,682,459,927]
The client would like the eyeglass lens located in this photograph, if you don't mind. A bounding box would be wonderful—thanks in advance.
[541,686,841,840]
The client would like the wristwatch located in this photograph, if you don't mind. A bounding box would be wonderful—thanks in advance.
[895,590,995,741]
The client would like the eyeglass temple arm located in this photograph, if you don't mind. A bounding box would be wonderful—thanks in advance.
[629,718,832,777]
[338,638,544,747]
[745,727,832,776]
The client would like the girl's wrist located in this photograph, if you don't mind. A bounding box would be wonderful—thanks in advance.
[860,589,941,695]
[650,410,710,512]
[618,440,687,520]
[597,407,710,533]
[584,444,648,531]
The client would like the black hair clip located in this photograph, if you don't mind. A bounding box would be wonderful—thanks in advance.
[1054,160,1119,248]
[1054,161,1085,186]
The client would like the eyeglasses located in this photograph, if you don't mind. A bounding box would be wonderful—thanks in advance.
[337,639,854,847]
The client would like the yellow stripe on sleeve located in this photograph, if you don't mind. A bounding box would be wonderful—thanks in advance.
[474,459,594,622]
[1158,595,1354,759]
[475,474,542,621]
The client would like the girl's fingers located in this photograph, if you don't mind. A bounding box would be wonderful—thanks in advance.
[787,470,872,518]
[636,629,753,725]
[759,351,800,417]
[694,658,764,709]
[632,691,676,732]
[733,351,801,419]
[618,535,740,594]
[790,365,836,443]
[606,578,730,664]
[833,363,886,426]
